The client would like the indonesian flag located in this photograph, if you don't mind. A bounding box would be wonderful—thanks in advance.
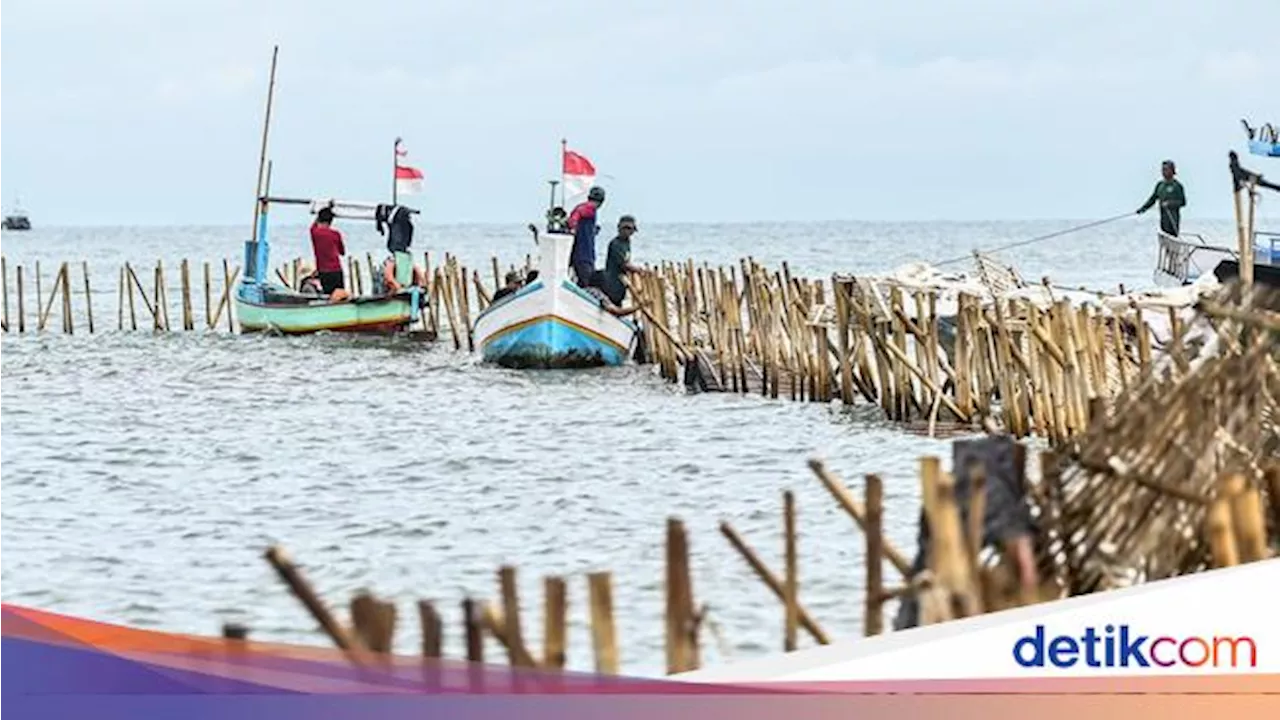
[562,144,596,209]
[395,137,424,196]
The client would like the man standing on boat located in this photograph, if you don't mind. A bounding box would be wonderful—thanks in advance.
[310,205,346,294]
[568,186,606,288]
[601,215,648,306]
[1135,160,1187,237]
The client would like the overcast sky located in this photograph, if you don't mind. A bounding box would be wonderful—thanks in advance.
[2,0,1275,225]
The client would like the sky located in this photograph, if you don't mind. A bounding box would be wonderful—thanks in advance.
[1,0,1276,225]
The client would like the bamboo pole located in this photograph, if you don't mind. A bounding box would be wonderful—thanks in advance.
[61,264,73,334]
[418,599,443,689]
[1,256,8,332]
[498,566,537,668]
[587,572,619,674]
[807,460,912,575]
[462,597,486,691]
[17,265,25,333]
[783,490,799,652]
[543,576,568,669]
[262,546,367,664]
[719,522,830,644]
[126,263,138,330]
[35,261,42,328]
[349,591,397,654]
[864,473,885,636]
[665,518,700,674]
[37,263,59,331]
[180,259,193,331]
[81,261,94,334]
[1222,474,1267,563]
[203,261,213,328]
[117,266,125,331]
[1206,497,1239,568]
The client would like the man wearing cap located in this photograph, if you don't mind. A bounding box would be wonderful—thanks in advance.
[568,186,606,288]
[601,215,647,307]
[1136,160,1187,237]
[492,270,524,303]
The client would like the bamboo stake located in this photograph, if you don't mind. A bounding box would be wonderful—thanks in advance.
[783,490,799,652]
[807,460,912,575]
[864,473,885,636]
[37,263,59,331]
[418,600,443,658]
[462,598,486,692]
[1223,474,1267,563]
[61,264,73,334]
[117,266,125,331]
[17,265,25,333]
[262,546,367,664]
[665,518,700,674]
[1206,498,1239,568]
[1,256,8,332]
[719,522,830,644]
[498,566,537,668]
[587,572,619,674]
[349,591,396,654]
[81,261,94,334]
[180,259,193,331]
[35,261,42,328]
[543,577,568,670]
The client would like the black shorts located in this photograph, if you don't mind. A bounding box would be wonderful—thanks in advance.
[318,271,345,294]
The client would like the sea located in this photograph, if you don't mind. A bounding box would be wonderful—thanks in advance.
[0,217,1246,676]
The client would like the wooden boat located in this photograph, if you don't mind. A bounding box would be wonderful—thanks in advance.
[234,47,425,336]
[236,198,424,335]
[472,174,638,368]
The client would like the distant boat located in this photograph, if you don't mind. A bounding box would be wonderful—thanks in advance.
[234,46,426,336]
[3,200,31,231]
[472,145,638,368]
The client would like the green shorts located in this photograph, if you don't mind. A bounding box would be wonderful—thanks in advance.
[392,252,413,287]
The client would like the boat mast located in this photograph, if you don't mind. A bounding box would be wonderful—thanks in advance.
[391,136,400,207]
[251,46,280,245]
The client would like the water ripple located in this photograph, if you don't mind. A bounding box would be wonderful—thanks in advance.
[1,219,1194,676]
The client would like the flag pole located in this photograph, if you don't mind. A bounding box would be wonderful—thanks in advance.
[250,45,279,245]
[392,137,400,206]
[560,138,568,208]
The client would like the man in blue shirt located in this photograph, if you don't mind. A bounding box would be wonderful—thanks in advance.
[568,186,606,288]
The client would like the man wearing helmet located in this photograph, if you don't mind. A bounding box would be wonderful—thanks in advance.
[568,186,606,288]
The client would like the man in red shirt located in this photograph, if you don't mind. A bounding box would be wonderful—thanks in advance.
[309,206,346,294]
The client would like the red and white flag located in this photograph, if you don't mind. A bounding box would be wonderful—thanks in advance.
[561,143,596,209]
[395,137,424,196]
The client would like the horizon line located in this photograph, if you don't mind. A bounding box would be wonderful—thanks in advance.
[2,217,1244,230]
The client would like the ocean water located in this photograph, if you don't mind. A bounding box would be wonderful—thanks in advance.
[0,217,1245,676]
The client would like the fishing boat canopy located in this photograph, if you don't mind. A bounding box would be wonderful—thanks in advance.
[260,196,420,221]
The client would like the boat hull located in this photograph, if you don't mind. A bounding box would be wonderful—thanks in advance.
[473,277,637,369]
[236,292,417,335]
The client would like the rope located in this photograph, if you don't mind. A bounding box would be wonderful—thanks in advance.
[933,213,1135,267]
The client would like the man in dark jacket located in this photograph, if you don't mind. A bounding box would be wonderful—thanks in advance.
[601,215,647,306]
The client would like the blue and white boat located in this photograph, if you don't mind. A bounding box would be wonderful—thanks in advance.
[472,225,638,368]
